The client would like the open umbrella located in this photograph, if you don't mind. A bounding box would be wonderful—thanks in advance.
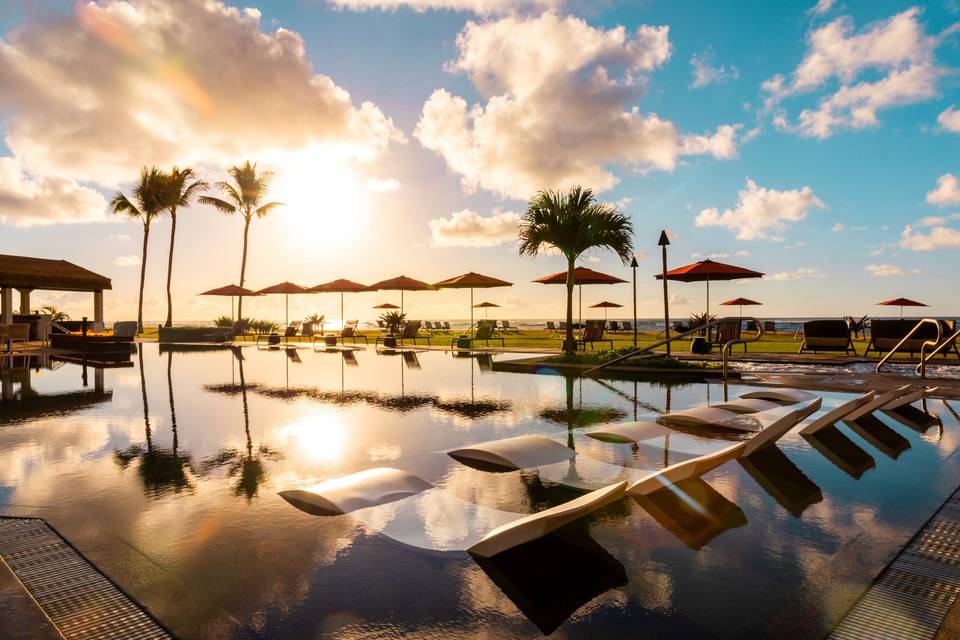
[255,282,311,326]
[366,275,435,315]
[720,297,762,320]
[473,301,501,320]
[199,284,262,320]
[374,302,400,309]
[434,271,512,334]
[655,259,763,315]
[877,297,928,319]
[534,267,627,328]
[588,300,623,321]
[310,278,368,332]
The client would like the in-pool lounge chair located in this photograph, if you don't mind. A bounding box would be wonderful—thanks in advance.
[452,320,505,348]
[578,320,613,351]
[280,468,626,557]
[798,319,856,355]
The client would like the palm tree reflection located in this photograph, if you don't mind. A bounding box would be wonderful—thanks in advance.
[114,344,193,496]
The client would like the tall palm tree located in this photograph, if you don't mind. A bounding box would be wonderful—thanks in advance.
[519,186,634,356]
[160,167,207,328]
[198,161,283,320]
[111,167,165,332]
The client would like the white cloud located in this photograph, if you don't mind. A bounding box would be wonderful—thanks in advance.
[415,13,739,199]
[767,267,826,281]
[428,208,520,247]
[926,173,960,206]
[938,106,960,133]
[109,234,130,241]
[0,156,108,227]
[365,177,401,192]
[328,0,559,14]
[114,254,141,267]
[809,0,835,16]
[585,255,600,263]
[690,250,749,259]
[901,221,960,250]
[694,178,825,240]
[689,50,739,88]
[0,0,402,189]
[865,263,921,276]
[832,222,867,232]
[762,8,951,138]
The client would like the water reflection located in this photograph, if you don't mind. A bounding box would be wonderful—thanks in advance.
[634,477,747,549]
[803,426,876,479]
[845,415,911,459]
[738,445,823,517]
[1,356,112,423]
[114,345,193,496]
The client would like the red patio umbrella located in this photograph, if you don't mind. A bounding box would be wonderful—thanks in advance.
[434,271,512,334]
[473,301,501,320]
[374,302,400,309]
[199,284,262,320]
[366,275,435,315]
[877,297,927,318]
[588,300,623,321]
[310,278,368,331]
[720,297,762,320]
[255,282,311,325]
[534,266,627,327]
[655,259,763,315]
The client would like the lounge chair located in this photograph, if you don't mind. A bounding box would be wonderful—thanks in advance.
[451,319,505,348]
[377,320,430,346]
[279,321,301,343]
[608,321,621,333]
[712,319,745,352]
[864,319,956,358]
[302,321,316,338]
[500,320,516,332]
[577,320,613,351]
[321,320,368,345]
[764,321,776,333]
[443,321,452,331]
[798,320,856,355]
[621,321,633,333]
[545,321,558,333]
[376,320,386,331]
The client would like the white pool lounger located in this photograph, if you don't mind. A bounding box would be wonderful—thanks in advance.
[280,468,626,557]
[585,421,673,445]
[711,398,783,414]
[882,386,938,411]
[799,391,876,435]
[447,435,574,470]
[843,386,912,422]
[659,405,741,428]
[739,388,819,404]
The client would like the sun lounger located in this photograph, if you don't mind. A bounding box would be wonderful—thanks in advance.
[843,385,912,422]
[377,320,430,346]
[799,391,876,435]
[863,319,947,357]
[577,319,613,351]
[279,467,626,557]
[620,321,633,333]
[711,398,782,413]
[452,320,505,348]
[327,320,368,345]
[608,321,621,333]
[546,321,558,333]
[1,323,31,351]
[739,388,819,404]
[443,321,452,331]
[798,320,856,355]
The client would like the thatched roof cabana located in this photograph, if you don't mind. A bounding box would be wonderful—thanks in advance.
[0,254,111,292]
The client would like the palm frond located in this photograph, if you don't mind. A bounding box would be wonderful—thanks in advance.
[254,201,284,218]
[198,195,237,214]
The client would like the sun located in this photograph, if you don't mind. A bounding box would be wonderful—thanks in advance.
[271,147,370,241]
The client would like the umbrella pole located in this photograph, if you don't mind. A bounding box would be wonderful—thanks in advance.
[285,294,289,326]
[470,288,474,336]
[401,291,404,316]
[579,285,582,333]
[341,292,345,332]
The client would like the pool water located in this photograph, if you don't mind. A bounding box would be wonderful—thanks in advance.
[2,344,959,639]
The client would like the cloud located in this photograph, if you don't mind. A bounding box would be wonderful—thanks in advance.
[365,177,401,192]
[114,254,141,267]
[109,234,130,241]
[901,221,960,250]
[0,0,402,190]
[415,13,740,199]
[694,178,825,240]
[0,156,108,227]
[832,222,867,232]
[865,263,921,276]
[808,0,835,16]
[689,50,739,88]
[926,173,960,206]
[328,0,559,14]
[762,8,952,138]
[767,267,826,281]
[428,208,520,247]
[939,105,960,133]
[690,250,749,259]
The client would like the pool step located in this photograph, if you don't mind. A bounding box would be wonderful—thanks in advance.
[829,488,960,640]
[0,517,172,640]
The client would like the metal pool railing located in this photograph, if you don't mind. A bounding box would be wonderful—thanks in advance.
[876,318,941,379]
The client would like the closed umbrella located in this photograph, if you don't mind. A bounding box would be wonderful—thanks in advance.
[366,275,435,315]
[309,278,368,332]
[473,301,501,320]
[720,297,762,320]
[588,300,623,321]
[434,271,512,334]
[533,267,627,328]
[199,284,261,320]
[655,259,764,316]
[877,297,927,319]
[255,282,311,326]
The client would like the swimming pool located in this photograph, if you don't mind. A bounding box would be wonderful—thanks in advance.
[1,344,958,639]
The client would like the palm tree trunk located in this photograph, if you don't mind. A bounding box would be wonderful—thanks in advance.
[237,214,251,321]
[138,222,150,333]
[564,256,576,356]
[164,208,177,328]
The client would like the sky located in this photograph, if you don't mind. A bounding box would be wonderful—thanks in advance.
[0,0,959,324]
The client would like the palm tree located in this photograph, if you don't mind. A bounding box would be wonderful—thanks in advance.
[38,305,69,323]
[111,167,165,332]
[198,161,283,320]
[160,167,207,328]
[519,186,634,356]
